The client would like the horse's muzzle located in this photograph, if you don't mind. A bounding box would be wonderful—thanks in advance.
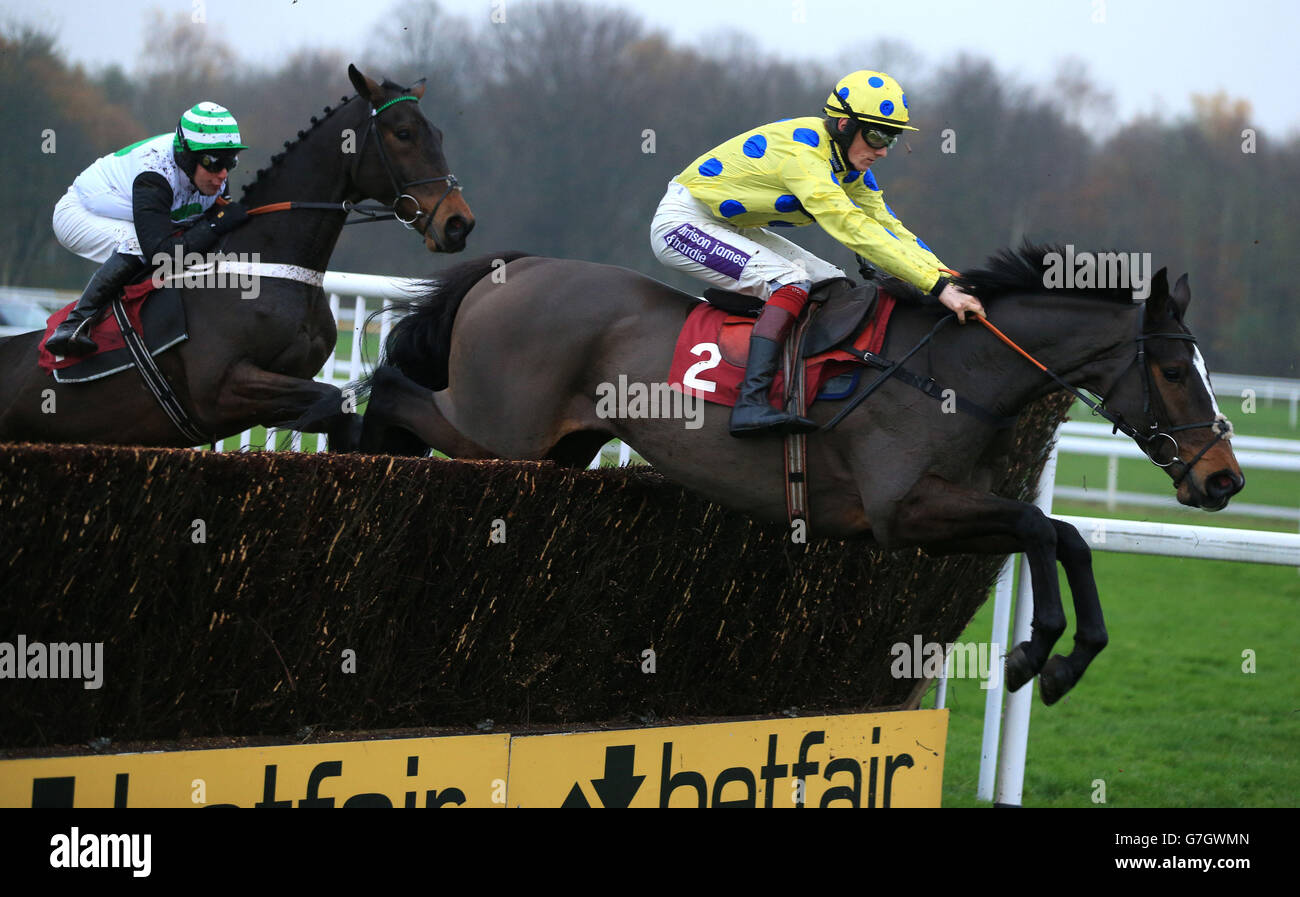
[440,214,474,253]
[1184,468,1245,511]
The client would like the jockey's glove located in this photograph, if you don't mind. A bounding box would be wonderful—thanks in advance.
[205,203,251,236]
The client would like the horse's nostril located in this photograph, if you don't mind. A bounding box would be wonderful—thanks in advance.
[439,216,472,249]
[446,215,470,239]
[1206,470,1244,498]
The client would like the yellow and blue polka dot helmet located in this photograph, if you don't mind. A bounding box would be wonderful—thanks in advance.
[824,71,918,132]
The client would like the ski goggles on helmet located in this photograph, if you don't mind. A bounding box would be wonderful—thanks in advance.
[861,127,899,150]
[197,151,239,172]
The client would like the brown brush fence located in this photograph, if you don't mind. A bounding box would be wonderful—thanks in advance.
[0,394,1070,749]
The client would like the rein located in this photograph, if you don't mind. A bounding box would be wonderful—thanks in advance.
[243,199,407,225]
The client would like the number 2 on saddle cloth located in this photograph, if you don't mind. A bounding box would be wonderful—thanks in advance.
[666,292,898,410]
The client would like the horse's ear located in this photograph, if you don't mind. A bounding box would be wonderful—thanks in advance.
[410,78,426,101]
[1170,272,1191,317]
[348,64,382,103]
[1144,266,1170,325]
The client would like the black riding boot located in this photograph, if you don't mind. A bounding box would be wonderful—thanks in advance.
[728,335,818,437]
[45,253,144,357]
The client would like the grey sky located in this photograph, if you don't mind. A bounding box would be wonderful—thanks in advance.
[9,0,1300,137]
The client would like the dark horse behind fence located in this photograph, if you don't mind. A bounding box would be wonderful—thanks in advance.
[358,243,1244,704]
[0,64,472,449]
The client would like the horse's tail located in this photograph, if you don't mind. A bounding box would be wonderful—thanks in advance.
[360,250,532,395]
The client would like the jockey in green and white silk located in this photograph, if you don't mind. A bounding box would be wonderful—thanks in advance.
[54,102,248,263]
[47,102,252,357]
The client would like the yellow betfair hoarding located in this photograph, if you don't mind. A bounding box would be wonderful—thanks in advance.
[508,710,947,807]
[0,710,946,807]
[0,734,511,808]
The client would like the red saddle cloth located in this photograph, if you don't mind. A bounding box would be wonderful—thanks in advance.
[667,291,896,408]
[38,279,159,371]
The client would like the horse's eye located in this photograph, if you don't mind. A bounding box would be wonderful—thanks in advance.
[395,129,412,141]
[1162,366,1183,382]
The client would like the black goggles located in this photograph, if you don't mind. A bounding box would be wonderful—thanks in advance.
[861,127,899,150]
[197,152,239,172]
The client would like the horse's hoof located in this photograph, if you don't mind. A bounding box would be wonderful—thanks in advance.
[1039,654,1073,706]
[1005,642,1035,693]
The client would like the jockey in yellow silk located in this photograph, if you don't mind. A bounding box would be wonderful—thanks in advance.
[652,70,984,436]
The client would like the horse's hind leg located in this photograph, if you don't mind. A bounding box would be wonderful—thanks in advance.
[1037,519,1108,705]
[888,475,1071,701]
[217,359,358,449]
[360,364,493,458]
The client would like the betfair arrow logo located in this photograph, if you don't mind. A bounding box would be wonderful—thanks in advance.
[561,745,644,807]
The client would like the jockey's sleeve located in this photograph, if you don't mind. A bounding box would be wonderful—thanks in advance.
[131,171,181,261]
[778,154,945,293]
[858,189,946,273]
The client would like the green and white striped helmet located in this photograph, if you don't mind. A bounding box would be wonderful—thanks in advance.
[173,101,248,153]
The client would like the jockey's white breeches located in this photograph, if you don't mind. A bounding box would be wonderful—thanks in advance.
[649,180,844,301]
[52,187,143,263]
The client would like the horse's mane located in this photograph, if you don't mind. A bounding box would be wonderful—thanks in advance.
[240,78,409,202]
[880,241,1138,306]
[960,242,1137,304]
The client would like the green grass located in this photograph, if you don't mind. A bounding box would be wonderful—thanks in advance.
[1056,396,1299,530]
[1051,500,1296,534]
[936,407,1298,807]
[333,327,383,368]
[1067,396,1298,439]
[924,517,1300,807]
[1053,451,1298,513]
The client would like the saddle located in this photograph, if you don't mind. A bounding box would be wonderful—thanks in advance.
[38,278,187,384]
[671,277,895,535]
[675,276,1016,535]
[702,277,879,359]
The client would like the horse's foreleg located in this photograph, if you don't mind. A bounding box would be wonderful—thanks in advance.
[360,364,493,458]
[217,359,358,449]
[887,475,1071,701]
[1036,519,1108,704]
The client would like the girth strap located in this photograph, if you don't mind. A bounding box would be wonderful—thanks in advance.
[782,312,812,531]
[111,298,209,445]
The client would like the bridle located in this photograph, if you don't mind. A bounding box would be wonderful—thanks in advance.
[1091,320,1233,486]
[241,92,465,249]
[980,311,1231,487]
[349,94,462,249]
